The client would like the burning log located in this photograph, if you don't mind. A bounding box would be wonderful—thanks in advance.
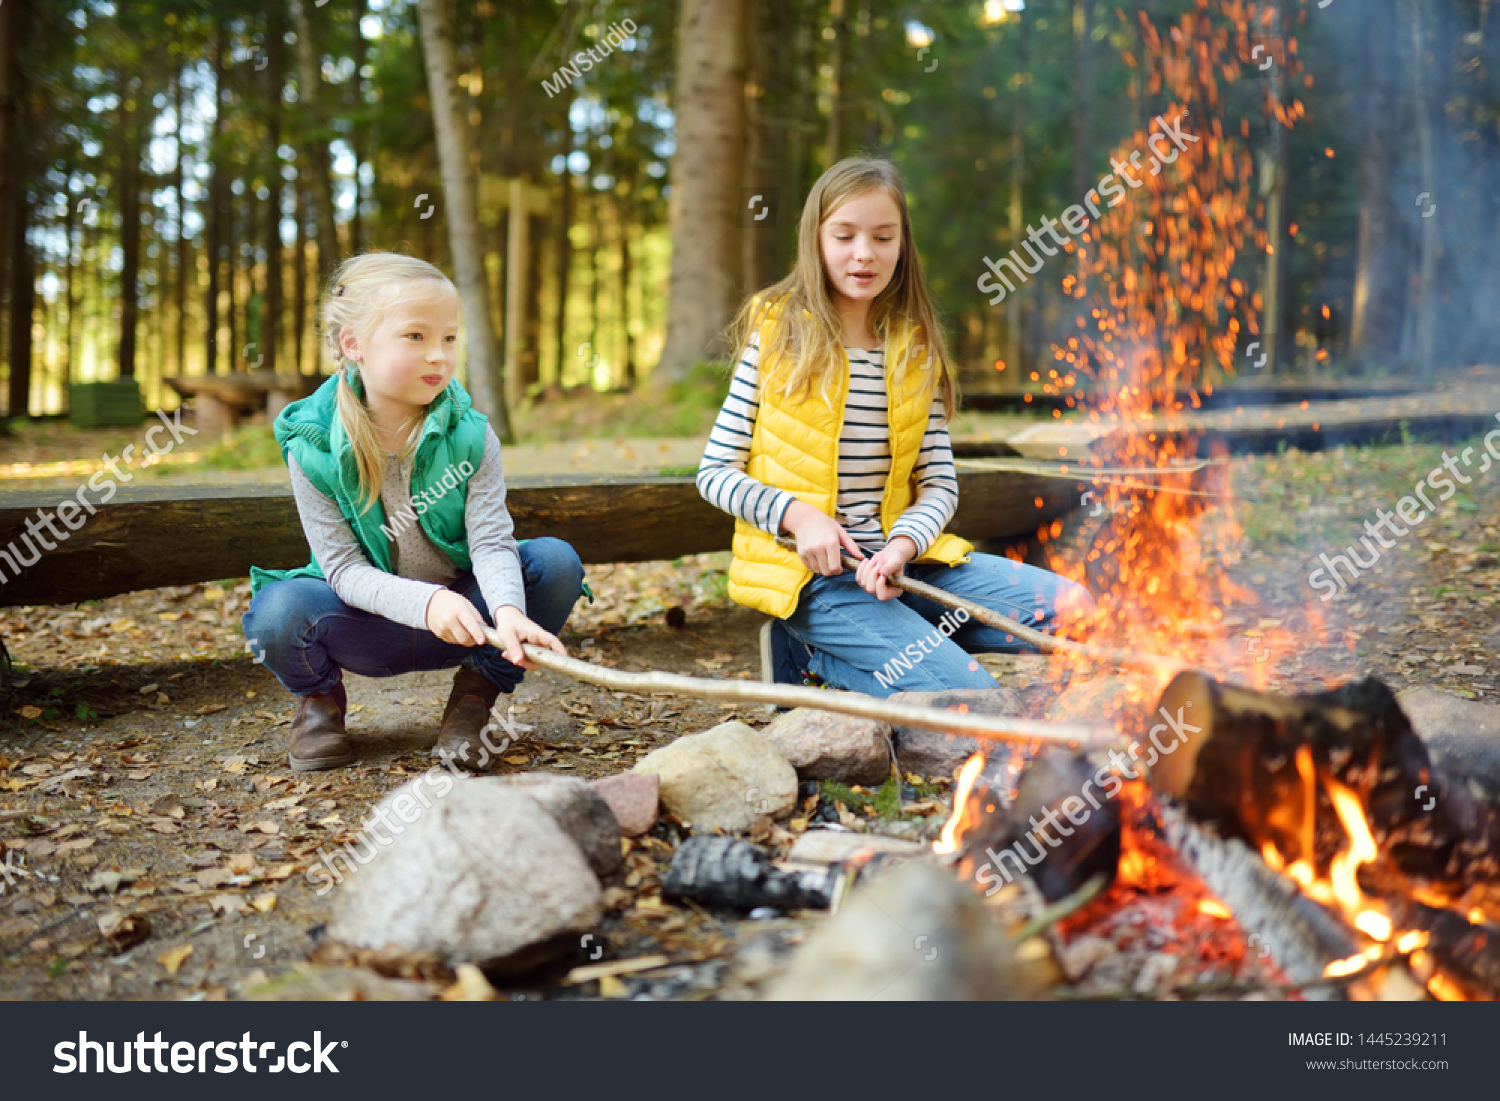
[1151,671,1500,998]
[946,750,1122,905]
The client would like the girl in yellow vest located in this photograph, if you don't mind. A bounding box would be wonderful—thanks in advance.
[697,158,1094,697]
[243,253,584,771]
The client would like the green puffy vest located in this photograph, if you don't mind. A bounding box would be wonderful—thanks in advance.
[250,373,495,595]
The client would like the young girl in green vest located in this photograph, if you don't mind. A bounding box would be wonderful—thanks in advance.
[244,253,585,771]
[697,158,1094,698]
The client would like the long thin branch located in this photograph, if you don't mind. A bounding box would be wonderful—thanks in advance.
[771,535,1182,676]
[490,633,1123,750]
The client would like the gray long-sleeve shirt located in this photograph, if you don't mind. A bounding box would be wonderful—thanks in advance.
[287,426,525,631]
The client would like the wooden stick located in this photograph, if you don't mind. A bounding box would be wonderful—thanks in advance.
[487,631,1122,750]
[771,535,1183,676]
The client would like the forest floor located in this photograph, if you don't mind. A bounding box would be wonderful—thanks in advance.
[2,422,1500,1000]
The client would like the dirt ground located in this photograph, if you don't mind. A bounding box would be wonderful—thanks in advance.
[2,426,1499,1001]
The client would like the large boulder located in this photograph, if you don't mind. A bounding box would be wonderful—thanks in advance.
[491,773,622,877]
[329,777,601,970]
[633,721,797,832]
[761,860,1049,1000]
[760,708,891,785]
[887,688,1023,780]
[1397,687,1500,800]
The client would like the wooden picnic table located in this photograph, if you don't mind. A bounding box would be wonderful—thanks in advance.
[163,372,328,436]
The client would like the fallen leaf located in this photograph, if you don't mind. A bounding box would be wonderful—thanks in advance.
[158,944,193,975]
[207,894,243,915]
[222,757,249,775]
[150,795,186,819]
[194,703,229,716]
[227,853,258,875]
[97,910,152,950]
[240,821,280,836]
[86,870,124,894]
[250,893,278,913]
[196,867,232,891]
[598,974,627,998]
[150,819,180,835]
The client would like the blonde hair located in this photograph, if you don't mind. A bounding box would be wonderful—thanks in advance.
[319,252,462,511]
[727,157,957,420]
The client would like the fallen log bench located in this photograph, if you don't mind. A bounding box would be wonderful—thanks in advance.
[0,468,1084,606]
[164,372,328,437]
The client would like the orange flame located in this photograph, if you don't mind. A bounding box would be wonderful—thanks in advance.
[933,753,987,855]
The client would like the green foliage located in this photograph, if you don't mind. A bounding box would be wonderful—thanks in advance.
[820,775,904,820]
[188,425,283,472]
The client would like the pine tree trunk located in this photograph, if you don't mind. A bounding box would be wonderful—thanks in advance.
[824,0,845,165]
[1070,0,1095,203]
[350,0,368,257]
[64,167,77,395]
[1004,8,1027,383]
[743,0,793,297]
[616,188,635,387]
[416,0,510,438]
[552,130,574,389]
[117,47,141,382]
[8,193,32,416]
[174,68,189,378]
[1349,0,1403,366]
[290,0,341,282]
[262,3,288,375]
[653,0,748,386]
[1407,0,1439,377]
[293,180,308,374]
[206,23,227,375]
[0,0,17,390]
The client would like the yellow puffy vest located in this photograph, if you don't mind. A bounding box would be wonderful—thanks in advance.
[726,311,973,619]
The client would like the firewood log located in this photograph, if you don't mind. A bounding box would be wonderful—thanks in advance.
[1152,672,1500,925]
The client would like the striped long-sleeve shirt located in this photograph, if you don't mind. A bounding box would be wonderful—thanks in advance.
[696,333,959,556]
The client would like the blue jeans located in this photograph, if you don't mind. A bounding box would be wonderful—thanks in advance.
[242,537,585,697]
[781,552,1093,698]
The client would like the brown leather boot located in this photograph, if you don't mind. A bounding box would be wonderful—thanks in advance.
[288,681,354,771]
[432,666,503,768]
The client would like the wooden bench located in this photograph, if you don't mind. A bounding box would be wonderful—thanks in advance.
[0,468,1085,606]
[164,372,328,437]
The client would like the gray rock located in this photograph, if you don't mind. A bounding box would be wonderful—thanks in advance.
[888,688,1024,780]
[633,721,798,832]
[761,860,1047,1000]
[329,777,602,969]
[760,708,892,785]
[1398,687,1500,800]
[490,773,622,877]
[588,772,660,837]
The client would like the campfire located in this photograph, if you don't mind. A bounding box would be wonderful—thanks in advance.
[923,1,1498,1002]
